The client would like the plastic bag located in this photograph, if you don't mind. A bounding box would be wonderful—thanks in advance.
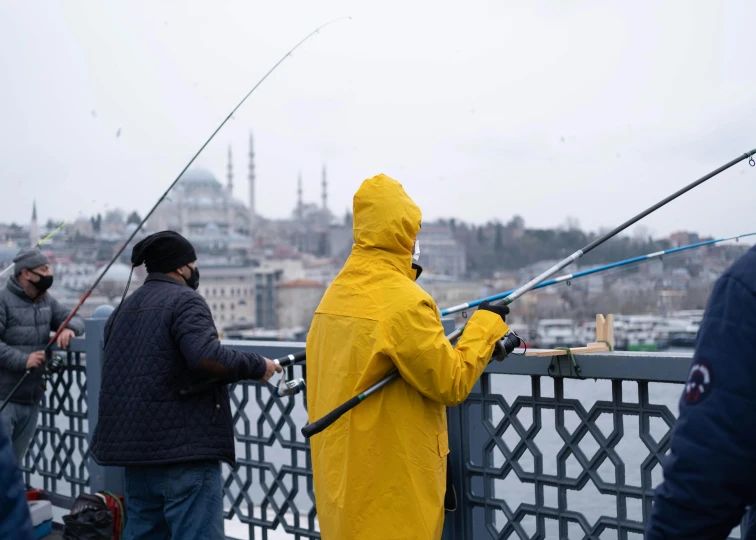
[62,493,114,540]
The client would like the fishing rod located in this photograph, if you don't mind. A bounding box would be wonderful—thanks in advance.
[177,229,756,398]
[441,231,756,316]
[0,18,351,415]
[301,148,756,438]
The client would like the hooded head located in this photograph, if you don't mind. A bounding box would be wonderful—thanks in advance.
[352,174,422,279]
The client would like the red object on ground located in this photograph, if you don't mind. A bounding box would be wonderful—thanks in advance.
[26,489,49,501]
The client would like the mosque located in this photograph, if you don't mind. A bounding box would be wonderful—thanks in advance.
[148,133,257,238]
[147,132,349,259]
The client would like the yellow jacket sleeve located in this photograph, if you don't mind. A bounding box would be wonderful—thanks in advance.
[376,297,509,407]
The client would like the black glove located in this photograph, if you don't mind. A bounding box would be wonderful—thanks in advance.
[477,300,509,323]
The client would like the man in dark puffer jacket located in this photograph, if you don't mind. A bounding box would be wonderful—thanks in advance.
[0,248,85,462]
[90,231,281,539]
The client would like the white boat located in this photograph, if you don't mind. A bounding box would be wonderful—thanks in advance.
[622,315,669,351]
[534,319,576,348]
[666,310,704,347]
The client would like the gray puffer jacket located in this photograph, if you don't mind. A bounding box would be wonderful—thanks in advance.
[0,277,85,404]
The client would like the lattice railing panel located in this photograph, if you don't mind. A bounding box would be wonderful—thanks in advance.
[461,372,742,540]
[23,350,90,507]
[224,361,320,540]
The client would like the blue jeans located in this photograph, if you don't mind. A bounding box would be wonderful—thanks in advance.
[124,460,224,540]
[0,402,39,464]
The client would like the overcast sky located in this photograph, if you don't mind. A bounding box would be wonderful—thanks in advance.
[1,1,755,241]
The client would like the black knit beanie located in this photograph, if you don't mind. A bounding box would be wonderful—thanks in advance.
[131,231,197,273]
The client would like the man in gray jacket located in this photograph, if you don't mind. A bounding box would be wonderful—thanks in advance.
[0,248,85,462]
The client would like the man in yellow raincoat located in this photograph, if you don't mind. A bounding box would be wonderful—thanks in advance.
[306,173,511,539]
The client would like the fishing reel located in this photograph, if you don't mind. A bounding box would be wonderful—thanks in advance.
[492,331,522,362]
[274,374,306,398]
[44,353,67,380]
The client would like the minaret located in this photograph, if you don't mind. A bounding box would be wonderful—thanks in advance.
[248,132,256,231]
[29,200,39,246]
[226,145,234,234]
[297,172,303,221]
[321,164,327,210]
[226,145,233,195]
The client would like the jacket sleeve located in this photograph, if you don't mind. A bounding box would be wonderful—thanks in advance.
[0,299,27,373]
[646,275,756,539]
[0,420,35,540]
[171,291,267,382]
[376,296,508,406]
[49,296,85,336]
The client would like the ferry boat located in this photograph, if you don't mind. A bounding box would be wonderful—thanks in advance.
[628,316,671,351]
[533,318,577,348]
[665,309,704,347]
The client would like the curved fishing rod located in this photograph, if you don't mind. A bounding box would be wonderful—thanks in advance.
[301,149,756,438]
[441,231,756,316]
[0,18,351,415]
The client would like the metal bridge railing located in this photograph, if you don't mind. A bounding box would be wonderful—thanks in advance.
[19,315,745,539]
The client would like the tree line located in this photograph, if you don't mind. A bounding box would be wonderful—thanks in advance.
[441,216,676,278]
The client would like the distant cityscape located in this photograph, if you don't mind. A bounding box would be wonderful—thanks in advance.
[0,132,749,348]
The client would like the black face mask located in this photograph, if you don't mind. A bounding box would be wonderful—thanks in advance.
[182,267,200,290]
[412,263,423,281]
[30,271,54,293]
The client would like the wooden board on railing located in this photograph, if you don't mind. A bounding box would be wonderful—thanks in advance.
[523,342,610,357]
[516,313,615,357]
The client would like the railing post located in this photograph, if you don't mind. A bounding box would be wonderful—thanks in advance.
[441,317,465,540]
[84,307,125,495]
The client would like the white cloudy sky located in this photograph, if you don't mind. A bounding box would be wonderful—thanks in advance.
[1,0,755,240]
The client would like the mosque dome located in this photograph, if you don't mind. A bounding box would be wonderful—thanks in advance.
[179,168,222,188]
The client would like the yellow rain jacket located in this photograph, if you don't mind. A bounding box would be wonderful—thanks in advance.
[306,174,509,540]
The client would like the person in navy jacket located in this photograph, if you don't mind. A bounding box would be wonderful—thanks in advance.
[646,244,756,539]
[91,231,282,539]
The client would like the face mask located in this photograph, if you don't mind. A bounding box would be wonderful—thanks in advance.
[30,271,53,293]
[183,267,200,290]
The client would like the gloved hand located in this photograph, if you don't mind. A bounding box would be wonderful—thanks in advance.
[477,300,509,323]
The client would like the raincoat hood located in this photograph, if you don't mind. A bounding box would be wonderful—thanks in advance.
[351,173,421,279]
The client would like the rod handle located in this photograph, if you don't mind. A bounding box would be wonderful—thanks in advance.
[279,350,306,367]
[301,395,361,438]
